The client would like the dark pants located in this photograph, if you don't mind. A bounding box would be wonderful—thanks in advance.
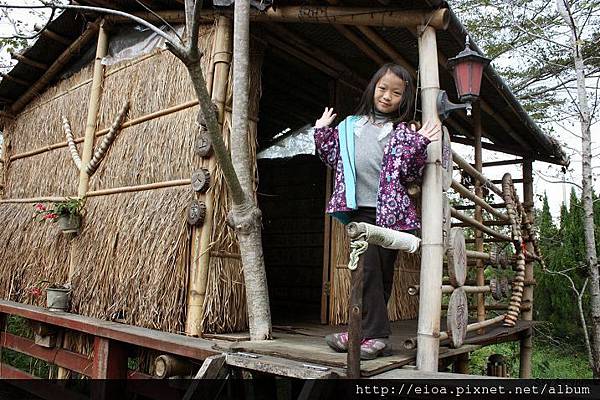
[349,207,398,339]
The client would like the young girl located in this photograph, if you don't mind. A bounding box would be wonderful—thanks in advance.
[314,63,440,360]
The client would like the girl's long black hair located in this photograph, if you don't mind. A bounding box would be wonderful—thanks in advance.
[354,63,415,123]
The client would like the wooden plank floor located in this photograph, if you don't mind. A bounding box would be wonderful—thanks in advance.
[209,319,533,377]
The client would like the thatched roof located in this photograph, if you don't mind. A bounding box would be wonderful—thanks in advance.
[0,0,568,165]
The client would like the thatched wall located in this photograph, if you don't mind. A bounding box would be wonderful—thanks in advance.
[330,219,421,325]
[0,24,219,334]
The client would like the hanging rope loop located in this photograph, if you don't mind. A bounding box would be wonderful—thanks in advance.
[348,235,368,271]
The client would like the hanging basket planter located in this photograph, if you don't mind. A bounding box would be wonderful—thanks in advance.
[57,214,81,234]
[46,287,71,312]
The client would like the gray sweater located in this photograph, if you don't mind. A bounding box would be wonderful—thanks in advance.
[354,116,394,207]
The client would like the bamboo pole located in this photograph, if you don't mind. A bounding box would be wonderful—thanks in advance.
[78,21,108,199]
[10,20,101,115]
[473,102,486,333]
[405,315,505,350]
[0,196,68,204]
[87,179,191,197]
[452,150,504,198]
[416,25,443,372]
[451,179,509,221]
[247,7,450,29]
[465,250,490,260]
[105,8,450,30]
[519,159,534,378]
[450,208,512,242]
[185,16,232,337]
[452,221,512,228]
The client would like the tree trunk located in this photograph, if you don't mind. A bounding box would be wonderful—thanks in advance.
[557,0,600,377]
[229,0,272,340]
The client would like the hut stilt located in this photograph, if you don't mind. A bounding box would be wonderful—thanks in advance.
[474,101,486,330]
[519,159,534,377]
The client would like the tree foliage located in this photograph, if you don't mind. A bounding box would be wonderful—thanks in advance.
[535,191,592,343]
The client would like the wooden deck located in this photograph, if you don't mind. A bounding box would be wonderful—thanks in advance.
[0,301,532,379]
[209,319,533,377]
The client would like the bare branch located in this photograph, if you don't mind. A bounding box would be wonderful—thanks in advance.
[0,1,187,54]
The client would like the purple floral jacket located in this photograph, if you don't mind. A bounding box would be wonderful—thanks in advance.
[314,116,430,231]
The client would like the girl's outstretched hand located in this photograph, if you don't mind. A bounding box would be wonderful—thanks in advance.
[315,107,337,129]
[417,120,441,142]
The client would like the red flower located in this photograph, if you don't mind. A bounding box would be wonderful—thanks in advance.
[30,287,43,298]
[42,213,58,220]
[34,203,47,212]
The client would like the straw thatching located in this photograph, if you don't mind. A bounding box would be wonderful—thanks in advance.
[0,23,221,334]
[4,64,94,155]
[330,219,421,325]
[70,187,191,333]
[200,40,263,333]
[0,204,70,306]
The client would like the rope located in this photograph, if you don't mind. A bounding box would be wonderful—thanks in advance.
[347,236,368,271]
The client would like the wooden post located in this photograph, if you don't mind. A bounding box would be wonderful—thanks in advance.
[416,25,444,372]
[453,353,469,374]
[91,337,127,400]
[347,255,364,378]
[185,16,232,337]
[519,159,534,378]
[473,102,486,331]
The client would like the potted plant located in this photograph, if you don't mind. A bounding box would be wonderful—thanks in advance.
[33,197,85,234]
[29,281,72,312]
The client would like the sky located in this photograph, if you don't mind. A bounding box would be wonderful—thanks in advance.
[0,0,597,220]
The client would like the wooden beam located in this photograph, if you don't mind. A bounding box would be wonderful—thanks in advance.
[451,207,512,242]
[36,25,71,46]
[0,72,29,86]
[481,158,525,167]
[105,8,449,30]
[247,7,450,29]
[11,21,101,115]
[0,332,93,376]
[0,111,15,120]
[333,25,386,66]
[264,24,367,87]
[9,51,48,70]
[355,25,416,79]
[0,300,219,361]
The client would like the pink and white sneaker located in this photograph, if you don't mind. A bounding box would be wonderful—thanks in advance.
[325,332,349,352]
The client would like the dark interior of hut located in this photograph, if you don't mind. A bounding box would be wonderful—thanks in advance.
[256,43,333,324]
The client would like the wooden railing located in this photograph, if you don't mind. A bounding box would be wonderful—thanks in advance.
[0,300,220,399]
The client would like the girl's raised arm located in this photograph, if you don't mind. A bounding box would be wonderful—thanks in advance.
[315,107,337,129]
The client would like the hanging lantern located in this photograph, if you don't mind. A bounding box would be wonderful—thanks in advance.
[437,36,491,120]
[447,36,491,102]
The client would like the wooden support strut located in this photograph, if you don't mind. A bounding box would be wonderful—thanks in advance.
[451,179,509,221]
[450,207,512,242]
[452,150,504,198]
[9,50,48,70]
[404,315,506,350]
